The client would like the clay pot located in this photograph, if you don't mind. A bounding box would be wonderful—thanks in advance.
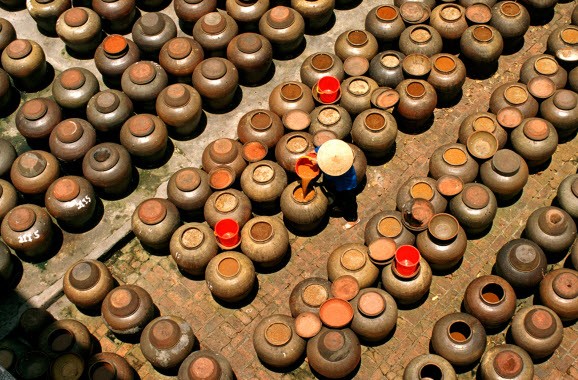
[102,284,155,335]
[429,143,478,183]
[202,138,246,178]
[63,259,114,310]
[449,183,497,234]
[397,177,447,214]
[132,12,177,56]
[280,181,328,232]
[480,149,529,200]
[350,109,397,159]
[159,37,204,84]
[289,277,331,317]
[0,69,11,109]
[490,82,539,119]
[339,76,379,115]
[178,350,234,380]
[0,239,19,288]
[45,176,97,228]
[403,354,457,380]
[416,213,467,270]
[174,0,217,25]
[480,345,534,380]
[381,257,432,304]
[463,275,516,329]
[430,4,467,41]
[540,89,578,138]
[306,328,361,379]
[121,61,168,112]
[155,84,202,137]
[365,211,416,247]
[350,288,397,342]
[309,105,351,140]
[334,30,379,61]
[511,118,558,166]
[495,238,547,289]
[92,0,136,34]
[0,138,17,177]
[240,160,287,205]
[27,0,71,35]
[510,305,563,359]
[1,39,47,91]
[170,223,218,276]
[490,2,530,41]
[203,189,252,228]
[365,5,405,44]
[167,168,212,214]
[10,150,60,196]
[82,143,133,196]
[120,114,168,164]
[399,1,431,25]
[193,58,239,110]
[458,112,508,150]
[269,81,315,117]
[427,54,466,103]
[192,11,238,57]
[460,25,503,65]
[0,180,17,222]
[87,352,135,380]
[140,316,195,369]
[327,243,379,289]
[547,25,578,66]
[539,268,578,322]
[369,51,406,88]
[557,174,578,219]
[226,0,269,28]
[399,25,443,57]
[300,52,344,89]
[525,206,576,256]
[431,312,486,367]
[56,8,102,53]
[253,314,305,368]
[18,308,55,345]
[0,18,16,54]
[240,216,288,267]
[291,0,334,31]
[274,132,314,174]
[94,35,140,87]
[15,97,62,140]
[227,33,272,85]
[520,54,567,90]
[237,109,284,148]
[132,198,180,250]
[39,319,92,359]
[205,251,255,302]
[396,79,437,128]
[49,119,97,163]
[259,6,305,55]
[86,90,134,134]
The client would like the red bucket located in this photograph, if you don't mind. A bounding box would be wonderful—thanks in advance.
[394,245,420,277]
[317,76,341,103]
[214,219,240,247]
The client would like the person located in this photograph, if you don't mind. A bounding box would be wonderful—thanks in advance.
[314,139,360,230]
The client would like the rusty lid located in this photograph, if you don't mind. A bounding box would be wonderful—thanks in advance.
[493,350,523,378]
[527,76,556,100]
[140,12,165,35]
[283,109,310,131]
[403,198,435,231]
[250,111,272,130]
[534,56,559,76]
[524,308,557,339]
[6,39,32,59]
[443,147,468,166]
[347,30,369,46]
[138,199,167,225]
[189,356,221,380]
[237,33,262,54]
[560,26,578,45]
[128,115,155,137]
[509,242,540,271]
[201,12,226,34]
[48,328,76,352]
[211,138,235,157]
[317,107,341,126]
[472,25,494,42]
[295,312,322,339]
[322,330,345,351]
[108,287,140,317]
[330,275,359,301]
[467,131,498,160]
[504,84,529,105]
[378,216,403,237]
[311,53,334,72]
[340,248,366,271]
[523,119,549,141]
[249,220,273,242]
[267,6,295,29]
[409,26,432,44]
[56,119,84,143]
[149,319,181,349]
[95,91,120,114]
[358,291,386,317]
[252,163,274,184]
[180,227,205,249]
[60,69,86,90]
[491,149,520,176]
[167,38,192,60]
[17,151,47,178]
[51,353,85,379]
[129,62,157,85]
[102,35,128,57]
[436,175,463,197]
[175,169,201,192]
[217,256,240,277]
[280,82,303,101]
[553,272,578,299]
[440,4,463,21]
[64,8,89,27]
[215,192,238,213]
[265,322,292,346]
[8,206,36,232]
[499,1,520,17]
[209,167,235,190]
[552,90,577,110]
[201,59,227,80]
[462,185,489,209]
[400,2,427,23]
[164,84,191,108]
[69,260,101,290]
[376,5,398,21]
[343,56,369,77]
[319,298,354,328]
[22,98,48,120]
[496,107,524,129]
[302,284,328,307]
[53,178,80,202]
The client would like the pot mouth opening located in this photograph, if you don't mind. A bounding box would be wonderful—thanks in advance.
[381,54,400,69]
[378,216,403,238]
[217,257,240,277]
[292,186,316,203]
[473,116,496,133]
[440,4,462,22]
[406,81,426,98]
[311,53,334,72]
[434,55,456,73]
[561,26,578,45]
[500,2,521,17]
[215,192,239,213]
[348,79,370,96]
[410,27,432,44]
[250,221,274,242]
[364,112,386,131]
[89,362,117,379]
[281,83,303,101]
[93,147,112,163]
[418,364,443,380]
[376,5,398,21]
[252,163,275,184]
[473,26,493,42]
[48,328,75,353]
[347,30,368,46]
[443,147,468,166]
[504,85,529,105]
[180,227,205,249]
[302,284,328,307]
[448,320,472,343]
[534,56,558,75]
[410,181,434,201]
[340,248,367,271]
[493,350,524,378]
[265,322,292,346]
[286,135,308,153]
[318,107,341,125]
[480,283,505,305]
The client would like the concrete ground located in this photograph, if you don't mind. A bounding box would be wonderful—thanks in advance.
[0,0,577,379]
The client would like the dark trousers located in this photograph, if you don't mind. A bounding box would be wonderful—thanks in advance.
[334,189,358,222]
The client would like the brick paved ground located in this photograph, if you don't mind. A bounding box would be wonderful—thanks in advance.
[42,2,578,380]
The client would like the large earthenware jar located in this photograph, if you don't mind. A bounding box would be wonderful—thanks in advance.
[253,314,305,368]
[289,277,332,317]
[429,143,478,183]
[10,150,60,196]
[480,149,529,200]
[479,344,534,380]
[204,189,252,228]
[539,268,578,322]
[94,35,141,88]
[495,238,547,289]
[27,0,71,35]
[226,33,272,85]
[269,81,315,117]
[15,98,62,141]
[463,275,516,328]
[431,312,486,367]
[56,8,102,54]
[193,11,238,57]
[86,90,134,134]
[307,328,361,379]
[39,319,92,359]
[557,174,578,219]
[82,143,133,196]
[416,213,467,271]
[300,52,344,89]
[365,5,405,45]
[399,25,443,57]
[178,350,234,380]
[193,58,239,110]
[132,12,177,56]
[0,180,17,222]
[489,82,539,118]
[403,354,457,380]
[205,251,255,302]
[45,176,97,228]
[170,223,218,276]
[490,2,530,41]
[510,118,558,166]
[52,68,99,111]
[369,51,406,88]
[121,61,168,112]
[174,0,217,26]
[240,161,287,207]
[309,105,351,140]
[397,177,447,214]
[237,109,284,148]
[382,257,432,304]
[101,285,155,335]
[202,138,246,178]
[274,132,314,174]
[520,54,567,90]
[140,315,195,369]
[525,206,576,256]
[0,139,17,177]
[167,168,212,214]
[259,6,305,55]
[427,54,466,103]
[327,243,379,289]
[2,40,47,91]
[226,0,269,29]
[334,30,379,61]
[429,4,467,41]
[396,79,437,128]
[350,288,397,342]
[460,25,503,65]
[49,119,97,164]
[547,25,578,66]
[120,114,168,165]
[155,84,202,137]
[292,0,334,31]
[280,182,327,232]
[159,37,204,84]
[351,109,398,159]
[458,112,508,150]
[92,0,136,34]
[240,216,288,267]
[63,259,114,310]
[449,184,497,234]
[365,211,415,247]
[132,198,181,250]
[540,89,578,138]
[87,352,135,380]
[510,305,563,359]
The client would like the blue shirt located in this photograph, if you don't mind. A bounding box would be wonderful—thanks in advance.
[314,146,357,191]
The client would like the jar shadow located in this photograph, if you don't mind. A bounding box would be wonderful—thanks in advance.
[212,277,260,309]
[305,13,336,36]
[0,87,21,118]
[169,111,208,142]
[254,245,292,274]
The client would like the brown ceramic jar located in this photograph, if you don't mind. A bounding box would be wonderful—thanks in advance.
[0,180,17,222]
[15,98,62,141]
[309,105,351,140]
[490,2,530,40]
[339,76,379,115]
[253,314,305,368]
[430,4,467,41]
[63,259,114,309]
[193,11,238,57]
[557,174,578,219]
[365,210,416,247]
[540,89,578,138]
[45,176,97,228]
[178,350,234,380]
[155,84,202,137]
[92,0,136,34]
[334,30,379,61]
[49,119,97,164]
[539,268,578,322]
[53,68,100,110]
[10,150,59,196]
[350,288,397,342]
[495,238,547,289]
[94,35,141,88]
[1,204,54,259]
[300,52,344,90]
[510,305,563,359]
[87,352,135,380]
[121,61,168,112]
[120,114,168,165]
[0,18,16,54]
[403,354,457,380]
[463,275,516,328]
[82,143,133,196]
[547,25,578,66]
[226,0,269,29]
[240,161,287,206]
[174,0,217,26]
[1,39,47,91]
[203,189,252,228]
[458,112,508,150]
[368,51,406,88]
[101,284,155,335]
[520,54,567,90]
[427,54,466,103]
[0,139,16,178]
[226,33,272,85]
[140,316,196,369]
[86,90,134,134]
[480,149,529,200]
[205,251,256,302]
[202,138,246,178]
[193,58,238,110]
[259,6,305,55]
[56,8,102,54]
[399,25,443,57]
[132,198,180,250]
[511,118,558,166]
[289,277,332,317]
[397,177,447,214]
[38,319,92,359]
[416,213,467,271]
[167,168,212,215]
[327,243,379,289]
[489,82,539,119]
[170,223,218,276]
[132,12,177,56]
[27,0,71,35]
[479,344,534,380]
[460,25,503,65]
[237,109,284,148]
[351,109,398,159]
[274,132,314,174]
[431,312,486,367]
[449,183,497,234]
[382,257,432,305]
[240,216,289,267]
[429,143,478,183]
[159,37,204,84]
[307,328,361,379]
[280,181,328,232]
[396,79,437,128]
[269,81,315,117]
[291,0,334,31]
[365,5,405,45]
[525,206,576,256]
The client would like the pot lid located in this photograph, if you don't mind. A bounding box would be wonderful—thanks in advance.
[462,185,490,209]
[523,119,550,141]
[167,38,192,60]
[22,98,48,120]
[6,39,32,59]
[164,84,190,108]
[491,150,520,176]
[149,319,181,349]
[138,199,167,225]
[504,85,529,105]
[295,312,322,339]
[201,12,226,34]
[128,115,156,137]
[508,242,540,272]
[321,330,345,351]
[493,350,523,378]
[343,56,369,77]
[358,291,386,317]
[267,6,295,29]
[64,8,88,27]
[140,12,165,35]
[53,178,81,202]
[524,308,557,339]
[264,322,292,346]
[340,248,366,271]
[378,216,403,238]
[436,175,463,197]
[69,261,101,290]
[17,151,47,178]
[56,119,84,143]
[188,356,221,380]
[175,169,201,192]
[302,284,328,307]
[108,287,140,317]
[527,76,556,100]
[283,109,311,131]
[201,59,227,80]
[552,90,577,110]
[129,62,157,85]
[319,298,354,328]
[496,107,523,129]
[95,91,120,114]
[330,275,359,301]
[552,272,578,299]
[368,237,397,263]
[237,33,262,54]
[373,88,400,109]
[60,69,86,90]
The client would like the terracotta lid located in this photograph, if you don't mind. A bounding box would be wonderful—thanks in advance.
[8,207,36,232]
[437,175,463,197]
[428,213,459,241]
[286,135,308,153]
[553,90,577,110]
[504,85,529,105]
[358,291,385,317]
[378,216,403,237]
[129,62,157,85]
[319,298,354,328]
[472,116,496,133]
[267,6,295,29]
[302,284,328,307]
[472,25,494,42]
[209,167,235,190]
[331,275,359,301]
[168,38,192,60]
[376,5,398,22]
[242,141,268,162]
[6,39,32,59]
[410,181,434,201]
[347,30,368,46]
[368,237,396,264]
[372,88,400,110]
[405,81,426,99]
[443,147,468,166]
[64,8,89,27]
[201,59,227,80]
[509,242,540,271]
[281,82,303,101]
[150,319,180,349]
[164,84,191,108]
[51,353,84,379]
[527,76,556,100]
[53,178,80,202]
[381,53,400,68]
[524,309,556,339]
[409,27,432,44]
[138,199,167,225]
[552,272,578,299]
[189,356,221,380]
[283,109,310,131]
[175,169,201,192]
[108,287,140,317]
[128,115,155,137]
[56,119,84,143]
[496,107,523,129]
[237,33,262,54]
[343,56,369,77]
[295,312,322,339]
[0,349,14,370]
[560,26,578,45]
[140,12,165,35]
[95,91,120,114]
[22,98,48,121]
[493,350,523,378]
[340,248,366,271]
[251,163,275,183]
[523,119,549,141]
[400,2,428,23]
[69,260,101,290]
[313,130,337,147]
[464,3,490,24]
[18,151,47,178]
[103,35,128,57]
[215,192,238,212]
[60,69,86,90]
[322,330,345,351]
[348,78,370,96]
[491,150,520,176]
[440,4,463,21]
[48,328,76,352]
[534,56,559,76]
[201,12,226,34]
[402,53,431,77]
[180,227,205,249]
[311,53,334,72]
[462,185,489,209]
[466,131,498,159]
[217,256,240,277]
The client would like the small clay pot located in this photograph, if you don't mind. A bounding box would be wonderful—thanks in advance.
[92,0,136,34]
[94,35,141,87]
[327,243,379,289]
[132,198,181,250]
[82,143,133,196]
[56,8,102,53]
[557,174,578,219]
[479,344,534,380]
[226,0,269,29]
[38,319,93,359]
[45,176,97,228]
[520,54,567,90]
[540,89,578,138]
[253,314,305,368]
[1,39,47,91]
[369,51,406,88]
[350,288,397,342]
[174,0,217,25]
[10,150,60,196]
[203,189,252,228]
[87,352,135,380]
[0,139,17,178]
[27,0,71,35]
[120,114,168,164]
[460,25,503,65]
[202,138,246,178]
[430,4,467,41]
[240,160,287,206]
[351,109,398,159]
[365,210,416,247]
[489,82,539,119]
[365,5,405,44]
[309,105,352,140]
[300,53,344,89]
[132,12,177,55]
[86,90,134,134]
[291,0,334,31]
[490,2,530,40]
[547,25,578,66]
[431,312,486,367]
[427,53,466,103]
[259,6,305,55]
[399,25,443,57]
[178,350,234,380]
[237,109,284,148]
[63,259,114,309]
[193,57,239,110]
[495,238,547,289]
[49,119,97,164]
[121,61,169,112]
[306,328,361,379]
[274,132,314,174]
[479,149,529,200]
[269,81,315,117]
[525,206,576,256]
[458,112,508,150]
[510,118,558,166]
[170,223,218,276]
[193,11,239,57]
[156,84,203,137]
[429,143,478,183]
[205,251,256,302]
[280,182,328,232]
[15,97,62,141]
[396,79,437,128]
[167,168,212,214]
[396,176,447,214]
[339,76,379,115]
[463,275,516,328]
[449,183,497,234]
[52,67,99,111]
[159,37,204,83]
[227,33,272,85]
[403,354,457,380]
[334,29,379,61]
[140,315,196,369]
[510,305,563,359]
[381,257,433,305]
[0,180,17,222]
[101,284,155,335]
